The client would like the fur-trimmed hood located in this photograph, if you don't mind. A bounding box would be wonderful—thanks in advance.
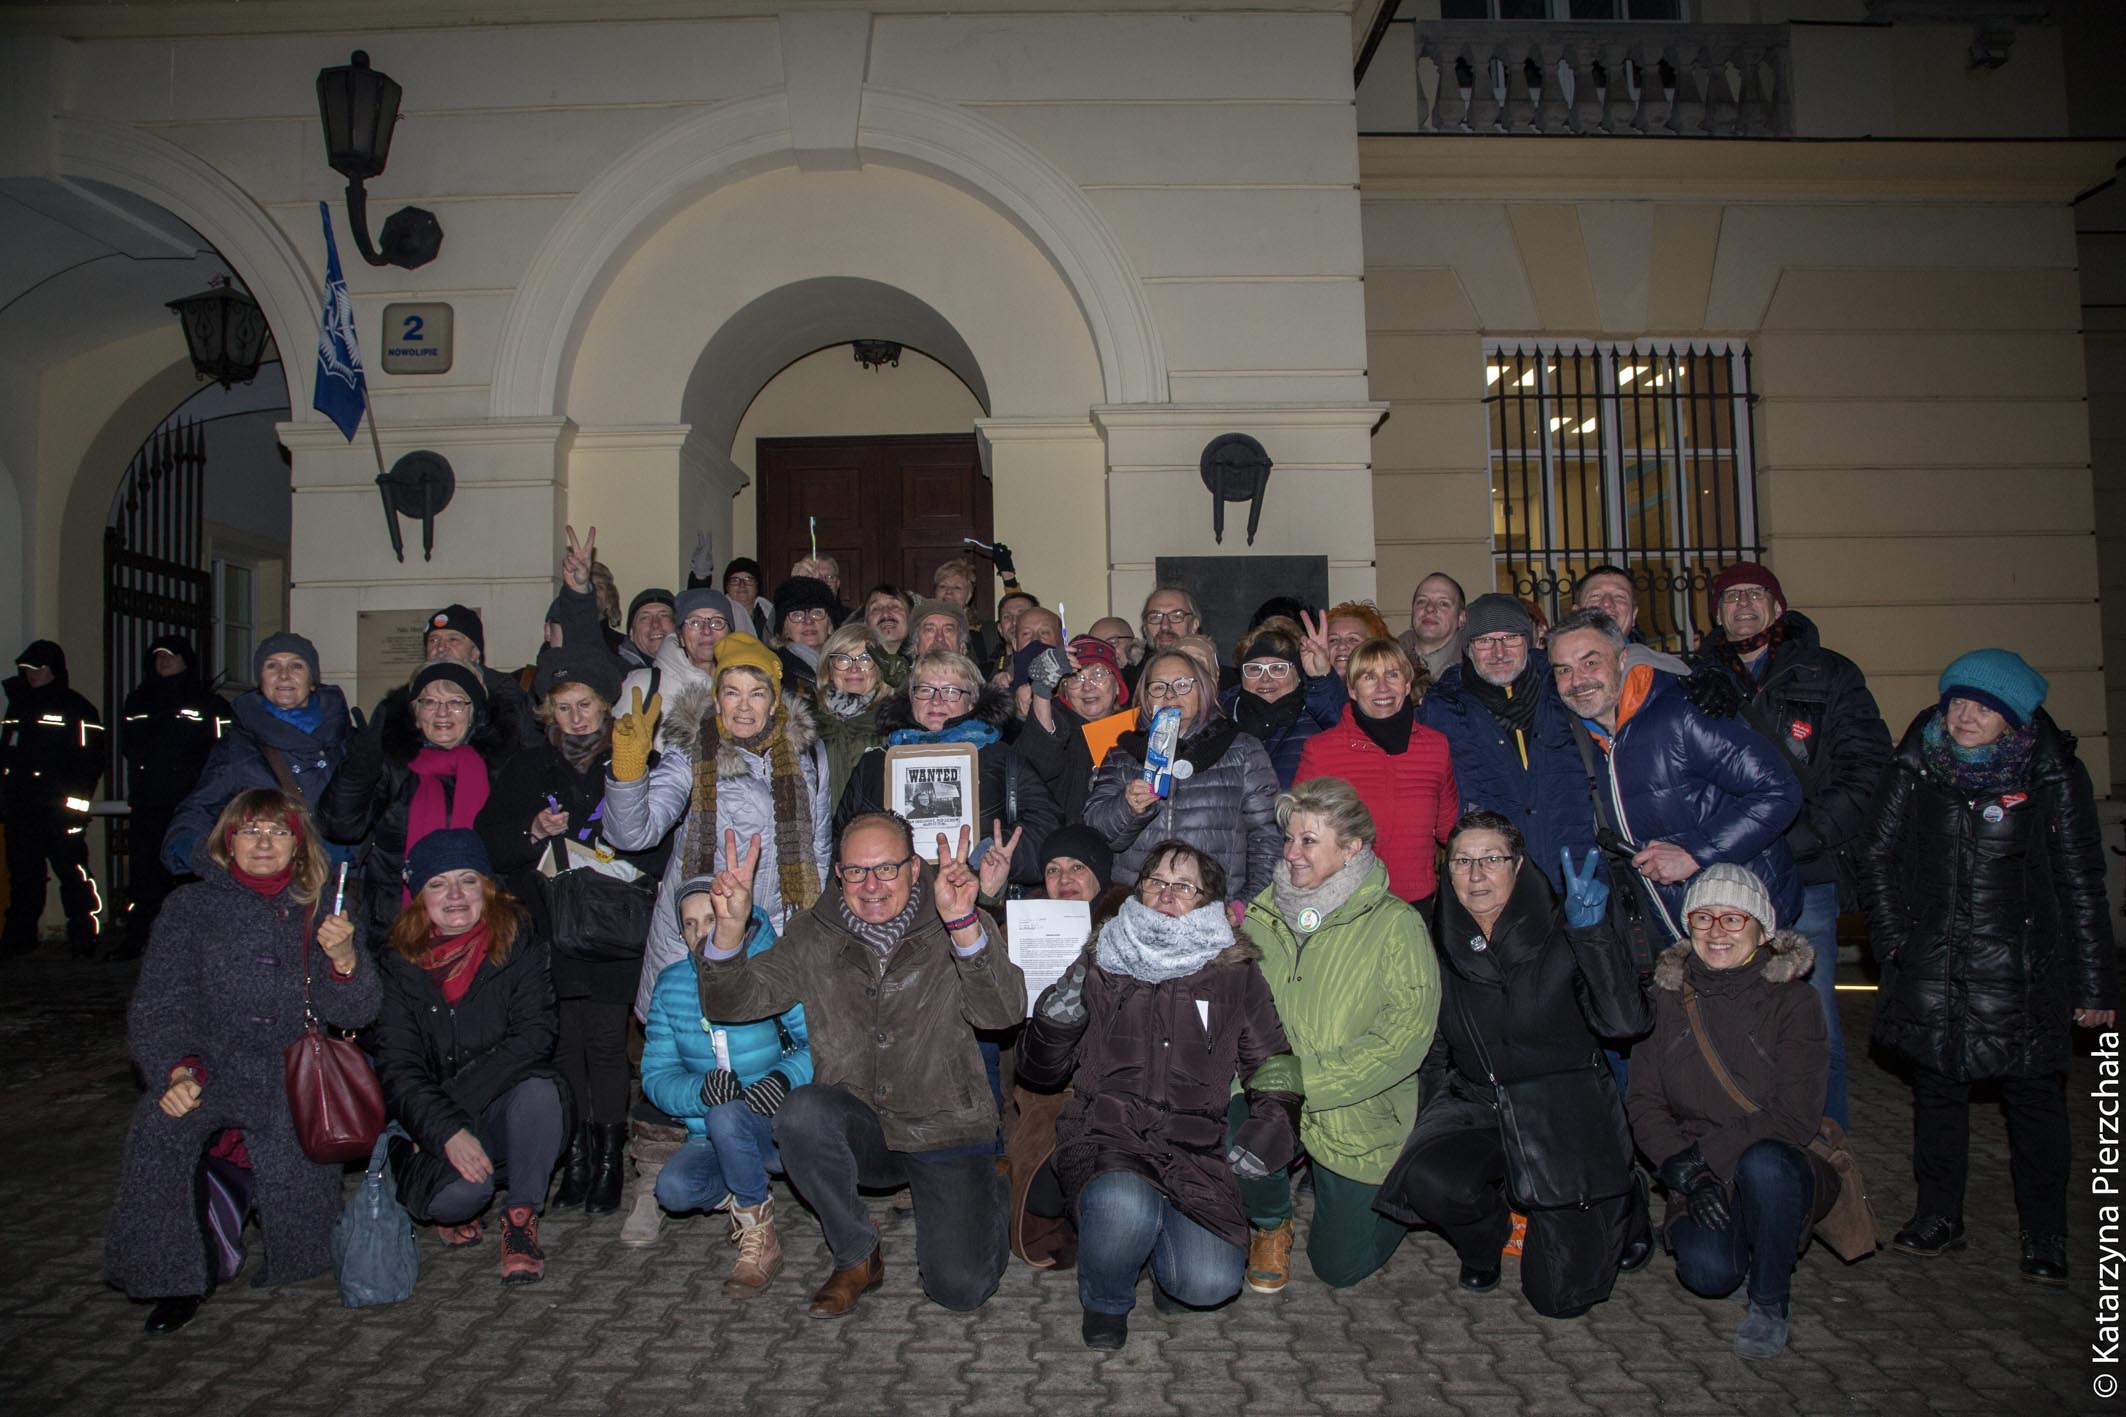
[375,679,526,766]
[877,683,1014,738]
[1652,928,1814,992]
[657,678,821,780]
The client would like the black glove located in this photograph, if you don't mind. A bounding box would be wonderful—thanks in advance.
[742,1071,790,1118]
[1027,647,1072,701]
[991,541,1017,577]
[1037,959,1090,1027]
[700,1069,743,1108]
[1679,663,1743,720]
[1657,1143,1730,1231]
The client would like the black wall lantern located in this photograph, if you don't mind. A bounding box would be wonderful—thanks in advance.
[316,50,444,269]
[166,274,271,389]
[376,450,456,562]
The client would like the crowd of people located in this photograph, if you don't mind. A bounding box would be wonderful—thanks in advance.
[2,535,2112,1355]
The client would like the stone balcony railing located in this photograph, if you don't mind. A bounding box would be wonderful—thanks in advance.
[1404,20,1793,138]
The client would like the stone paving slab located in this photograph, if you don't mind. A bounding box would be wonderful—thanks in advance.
[0,950,2114,1416]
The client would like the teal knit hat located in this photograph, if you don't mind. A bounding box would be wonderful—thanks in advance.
[1938,649,2047,729]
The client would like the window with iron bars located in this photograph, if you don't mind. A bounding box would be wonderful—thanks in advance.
[1485,341,1759,650]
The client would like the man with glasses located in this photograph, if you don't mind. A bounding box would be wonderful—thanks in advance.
[693,815,1026,1317]
[617,584,740,750]
[1085,617,1139,668]
[1685,560,1889,1129]
[1132,587,1238,695]
[1418,594,1596,893]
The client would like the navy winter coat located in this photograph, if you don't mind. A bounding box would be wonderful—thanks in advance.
[1418,658,1596,893]
[1219,673,1345,789]
[161,687,352,872]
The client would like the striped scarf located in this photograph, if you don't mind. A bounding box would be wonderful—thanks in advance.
[680,703,822,921]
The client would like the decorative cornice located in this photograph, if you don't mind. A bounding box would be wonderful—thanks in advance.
[1091,402,1389,433]
[277,416,573,453]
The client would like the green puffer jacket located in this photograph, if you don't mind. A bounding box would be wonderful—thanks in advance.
[1243,860,1441,1184]
[815,692,888,806]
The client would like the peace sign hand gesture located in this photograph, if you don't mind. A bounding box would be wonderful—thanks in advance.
[1297,608,1333,679]
[975,821,1024,902]
[933,826,983,938]
[709,828,762,952]
[1559,848,1610,929]
[562,524,598,594]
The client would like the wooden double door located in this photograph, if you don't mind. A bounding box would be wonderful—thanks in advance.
[755,434,992,618]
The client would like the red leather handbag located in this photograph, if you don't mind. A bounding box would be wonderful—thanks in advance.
[283,910,386,1165]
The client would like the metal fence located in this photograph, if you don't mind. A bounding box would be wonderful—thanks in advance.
[1484,341,1759,649]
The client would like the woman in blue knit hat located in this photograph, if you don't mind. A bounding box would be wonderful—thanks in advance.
[1858,648,2115,1285]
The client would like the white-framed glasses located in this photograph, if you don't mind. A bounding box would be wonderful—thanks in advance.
[1241,662,1295,681]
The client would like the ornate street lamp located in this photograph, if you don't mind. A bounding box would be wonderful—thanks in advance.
[315,50,443,269]
[165,275,271,389]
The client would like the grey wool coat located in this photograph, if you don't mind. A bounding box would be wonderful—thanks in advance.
[104,863,380,1299]
[604,680,831,1022]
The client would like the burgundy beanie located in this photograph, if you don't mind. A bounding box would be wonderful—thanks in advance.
[1709,560,1785,610]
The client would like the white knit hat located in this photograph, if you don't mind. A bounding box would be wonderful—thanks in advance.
[1682,862,1776,935]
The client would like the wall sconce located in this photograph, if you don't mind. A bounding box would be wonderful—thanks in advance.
[1200,433,1274,545]
[376,450,456,562]
[316,50,444,269]
[166,275,271,389]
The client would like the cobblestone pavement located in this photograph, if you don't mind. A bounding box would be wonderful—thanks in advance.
[0,949,2114,1417]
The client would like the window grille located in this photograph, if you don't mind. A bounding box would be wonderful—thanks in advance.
[1484,341,1758,650]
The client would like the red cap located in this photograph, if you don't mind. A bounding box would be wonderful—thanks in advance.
[1068,635,1129,706]
[1709,560,1785,611]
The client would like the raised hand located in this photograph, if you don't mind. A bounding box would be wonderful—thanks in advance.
[712,828,762,927]
[316,912,358,973]
[609,686,661,781]
[975,821,1023,901]
[690,531,715,584]
[934,825,981,928]
[1297,608,1333,678]
[562,524,598,594]
[1559,848,1610,928]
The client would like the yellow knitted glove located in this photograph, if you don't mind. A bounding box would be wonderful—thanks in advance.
[609,687,661,781]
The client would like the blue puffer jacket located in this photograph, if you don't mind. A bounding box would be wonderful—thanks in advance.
[1582,667,1801,939]
[160,686,352,872]
[1219,674,1346,789]
[1418,658,1596,893]
[640,908,813,1141]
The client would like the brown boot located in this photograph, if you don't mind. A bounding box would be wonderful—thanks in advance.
[723,1197,784,1297]
[807,1248,884,1319]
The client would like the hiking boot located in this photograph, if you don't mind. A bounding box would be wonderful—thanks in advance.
[436,1219,483,1248]
[1892,1214,1966,1257]
[723,1198,783,1297]
[1245,1218,1295,1295]
[2020,1231,2068,1286]
[498,1205,545,1283]
[1734,1300,1790,1359]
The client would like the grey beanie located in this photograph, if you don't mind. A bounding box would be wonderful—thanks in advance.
[1681,862,1776,935]
[253,631,321,685]
[1463,593,1534,644]
[912,597,969,641]
[674,873,722,931]
[673,587,735,628]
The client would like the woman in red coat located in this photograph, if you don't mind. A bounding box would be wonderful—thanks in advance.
[1295,638,1458,911]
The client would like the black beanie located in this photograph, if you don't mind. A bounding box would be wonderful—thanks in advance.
[772,575,840,630]
[724,557,764,590]
[532,644,623,707]
[625,588,676,630]
[410,659,487,706]
[424,604,486,659]
[1040,824,1115,893]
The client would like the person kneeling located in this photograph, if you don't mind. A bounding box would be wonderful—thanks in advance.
[692,814,1026,1316]
[1019,840,1300,1350]
[641,876,812,1296]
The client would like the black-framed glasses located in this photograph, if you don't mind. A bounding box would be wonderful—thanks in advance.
[1143,609,1194,627]
[836,855,915,884]
[1142,875,1203,901]
[1143,677,1197,700]
[1447,854,1517,875]
[911,683,971,702]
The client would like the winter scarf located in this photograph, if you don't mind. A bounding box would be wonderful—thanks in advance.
[1711,614,1801,688]
[554,724,609,775]
[229,862,295,899]
[886,714,1002,750]
[403,745,491,901]
[1920,707,2038,798]
[1232,686,1306,742]
[1096,896,1235,984]
[1270,845,1378,936]
[418,921,490,1006]
[823,686,880,721]
[263,695,324,735]
[679,702,822,919]
[783,642,822,671]
[1462,658,1541,734]
[839,875,927,954]
[1354,703,1415,755]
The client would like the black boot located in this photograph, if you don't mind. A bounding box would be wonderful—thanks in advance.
[552,1123,592,1209]
[584,1122,627,1215]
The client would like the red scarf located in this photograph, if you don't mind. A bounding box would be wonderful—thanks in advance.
[402,745,491,903]
[229,863,294,898]
[418,921,490,1006]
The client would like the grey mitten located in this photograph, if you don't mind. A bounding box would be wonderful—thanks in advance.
[1038,958,1090,1026]
[689,531,715,584]
[700,1068,742,1108]
[1028,647,1072,701]
[1226,1145,1271,1180]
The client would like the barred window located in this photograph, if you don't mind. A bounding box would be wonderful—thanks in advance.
[1484,341,1759,650]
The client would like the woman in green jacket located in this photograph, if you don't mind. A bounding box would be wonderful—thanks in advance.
[1237,775,1441,1292]
[813,623,890,804]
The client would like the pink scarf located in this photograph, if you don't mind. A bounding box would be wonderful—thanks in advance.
[402,744,490,903]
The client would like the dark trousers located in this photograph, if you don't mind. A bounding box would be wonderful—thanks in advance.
[425,1078,567,1223]
[1387,1120,1630,1317]
[774,1083,1008,1311]
[554,998,632,1124]
[1227,1096,1406,1288]
[123,804,183,945]
[1911,1066,2069,1236]
[3,816,98,947]
[1670,1139,1813,1313]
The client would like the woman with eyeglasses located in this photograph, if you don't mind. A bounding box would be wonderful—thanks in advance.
[106,789,376,1334]
[770,575,842,698]
[1626,864,1829,1360]
[321,658,528,948]
[814,623,892,804]
[1019,839,1301,1349]
[833,650,1060,890]
[1084,649,1281,901]
[1294,637,1458,912]
[1233,777,1438,1294]
[1218,615,1346,789]
[1374,811,1651,1318]
[1017,634,1136,822]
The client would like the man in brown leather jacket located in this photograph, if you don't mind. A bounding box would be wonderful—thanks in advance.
[695,812,1026,1317]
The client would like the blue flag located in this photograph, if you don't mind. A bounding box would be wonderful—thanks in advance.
[312,201,367,441]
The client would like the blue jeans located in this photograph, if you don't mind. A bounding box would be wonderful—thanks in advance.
[655,1101,781,1210]
[1794,881,1848,1128]
[1669,1139,1814,1313]
[1075,1170,1245,1315]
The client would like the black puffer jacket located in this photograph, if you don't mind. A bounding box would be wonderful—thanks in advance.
[1083,716,1281,899]
[1690,611,1891,903]
[319,684,532,943]
[1859,707,2116,1081]
[833,687,1059,888]
[119,635,231,813]
[1,642,102,818]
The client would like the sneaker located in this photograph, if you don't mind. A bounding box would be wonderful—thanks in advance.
[498,1205,545,1283]
[1892,1214,1966,1256]
[436,1219,483,1248]
[1081,1309,1129,1351]
[1734,1300,1790,1359]
[1245,1218,1296,1295]
[2019,1231,2068,1286]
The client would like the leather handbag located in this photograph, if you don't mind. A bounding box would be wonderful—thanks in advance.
[1457,994,1636,1211]
[1680,984,1880,1262]
[283,909,387,1165]
[545,865,656,964]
